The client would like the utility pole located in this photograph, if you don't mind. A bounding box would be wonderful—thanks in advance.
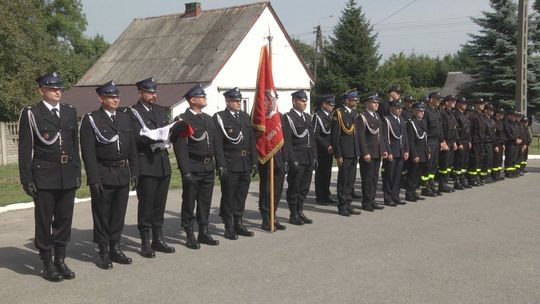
[313,25,324,82]
[516,0,528,115]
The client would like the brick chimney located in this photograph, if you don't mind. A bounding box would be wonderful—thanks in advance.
[184,2,202,18]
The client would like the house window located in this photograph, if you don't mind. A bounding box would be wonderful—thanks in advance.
[242,98,250,113]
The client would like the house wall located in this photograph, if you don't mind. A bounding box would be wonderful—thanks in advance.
[171,7,313,118]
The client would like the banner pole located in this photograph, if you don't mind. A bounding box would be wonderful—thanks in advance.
[270,156,275,232]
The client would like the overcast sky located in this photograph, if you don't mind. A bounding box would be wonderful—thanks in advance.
[81,0,493,59]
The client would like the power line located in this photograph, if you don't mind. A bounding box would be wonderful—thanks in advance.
[373,0,419,26]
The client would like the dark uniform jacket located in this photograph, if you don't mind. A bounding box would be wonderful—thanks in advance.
[18,102,81,189]
[469,111,487,144]
[213,109,257,172]
[80,108,139,186]
[401,107,413,121]
[283,109,317,166]
[454,110,471,146]
[504,120,521,145]
[382,114,409,158]
[493,119,506,146]
[441,108,459,145]
[172,109,225,174]
[483,115,495,144]
[406,117,430,162]
[358,110,385,159]
[424,107,443,143]
[128,101,171,177]
[312,108,333,157]
[331,107,361,159]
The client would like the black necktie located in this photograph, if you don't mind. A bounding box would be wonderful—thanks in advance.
[111,114,116,122]
[234,112,239,119]
[51,108,59,117]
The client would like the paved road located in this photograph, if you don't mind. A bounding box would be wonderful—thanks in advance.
[1,161,539,304]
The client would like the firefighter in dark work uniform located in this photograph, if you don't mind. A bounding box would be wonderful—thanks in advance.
[421,91,443,196]
[213,88,257,240]
[491,107,507,181]
[503,109,522,178]
[18,72,81,281]
[127,77,175,258]
[80,81,139,270]
[452,98,472,189]
[480,103,496,183]
[171,84,226,249]
[313,95,336,205]
[284,90,317,225]
[438,95,459,192]
[467,98,487,186]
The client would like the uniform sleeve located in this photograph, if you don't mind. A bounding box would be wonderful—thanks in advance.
[330,111,342,159]
[406,121,418,159]
[18,108,33,184]
[211,116,226,168]
[71,108,81,178]
[128,124,139,177]
[401,118,409,154]
[357,114,369,157]
[313,113,331,150]
[170,119,191,175]
[80,115,101,185]
[282,113,296,163]
[381,117,391,154]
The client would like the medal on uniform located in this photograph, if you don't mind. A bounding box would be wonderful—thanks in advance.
[43,133,49,139]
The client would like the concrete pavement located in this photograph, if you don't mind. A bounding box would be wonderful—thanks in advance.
[1,160,539,304]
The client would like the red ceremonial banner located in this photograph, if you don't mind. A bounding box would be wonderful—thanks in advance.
[252,45,284,164]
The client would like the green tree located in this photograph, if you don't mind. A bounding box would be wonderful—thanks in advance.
[315,0,381,98]
[291,38,316,75]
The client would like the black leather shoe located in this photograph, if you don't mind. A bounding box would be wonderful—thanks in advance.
[152,240,176,253]
[96,243,113,270]
[347,207,361,215]
[185,229,200,249]
[362,204,374,212]
[109,241,132,265]
[54,247,75,280]
[260,222,276,232]
[41,251,64,282]
[234,217,254,237]
[394,199,406,205]
[298,212,313,224]
[289,214,304,225]
[274,221,286,230]
[421,188,437,197]
[414,193,425,200]
[326,197,337,204]
[198,225,219,246]
[372,203,384,210]
[224,229,238,240]
[140,231,156,258]
[338,209,351,216]
[316,199,329,205]
[384,201,397,207]
[453,182,464,190]
[405,195,417,202]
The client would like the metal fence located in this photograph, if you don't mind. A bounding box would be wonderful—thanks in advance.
[0,122,19,165]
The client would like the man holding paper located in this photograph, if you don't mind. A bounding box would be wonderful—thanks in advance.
[127,77,175,258]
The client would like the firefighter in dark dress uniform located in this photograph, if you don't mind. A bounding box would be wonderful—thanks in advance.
[358,94,388,211]
[378,85,401,118]
[284,90,317,225]
[381,100,409,206]
[80,81,139,270]
[452,98,472,189]
[313,95,336,205]
[18,72,81,281]
[127,77,175,258]
[404,101,430,202]
[331,89,362,216]
[213,88,257,240]
[171,84,226,249]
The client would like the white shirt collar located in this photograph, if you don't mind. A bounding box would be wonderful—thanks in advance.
[141,102,151,112]
[367,109,375,117]
[42,100,59,112]
[189,108,201,116]
[392,114,400,121]
[322,109,330,116]
[103,108,116,118]
[229,110,239,116]
[343,106,353,114]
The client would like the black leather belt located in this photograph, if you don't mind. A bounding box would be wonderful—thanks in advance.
[100,159,128,167]
[189,153,214,164]
[35,154,72,164]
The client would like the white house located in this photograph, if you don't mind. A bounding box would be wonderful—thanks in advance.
[64,2,314,117]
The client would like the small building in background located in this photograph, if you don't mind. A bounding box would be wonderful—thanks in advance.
[64,1,313,117]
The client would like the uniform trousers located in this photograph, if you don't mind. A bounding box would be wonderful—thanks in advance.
[382,157,403,202]
[405,161,426,195]
[258,162,285,216]
[480,143,493,176]
[137,175,171,233]
[91,184,129,243]
[360,158,381,207]
[504,144,519,172]
[286,164,313,207]
[337,158,357,210]
[181,171,214,228]
[453,145,470,176]
[314,153,333,200]
[425,140,440,181]
[34,188,76,252]
[468,143,482,176]
[220,170,251,221]
[492,145,504,174]
[438,148,454,177]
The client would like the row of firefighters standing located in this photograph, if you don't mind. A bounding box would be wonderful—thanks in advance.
[19,72,532,282]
